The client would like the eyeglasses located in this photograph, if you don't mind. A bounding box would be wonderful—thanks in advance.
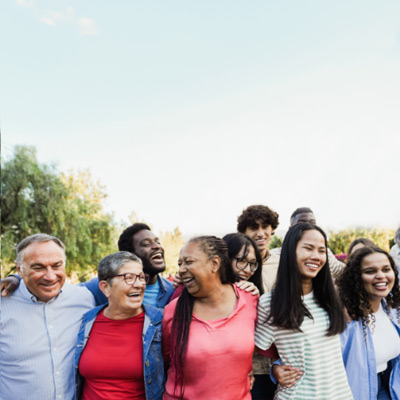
[235,258,259,272]
[108,273,149,285]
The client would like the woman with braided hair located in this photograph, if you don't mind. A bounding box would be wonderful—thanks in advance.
[337,246,400,399]
[162,236,258,400]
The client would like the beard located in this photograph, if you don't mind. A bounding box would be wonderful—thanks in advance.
[141,255,166,278]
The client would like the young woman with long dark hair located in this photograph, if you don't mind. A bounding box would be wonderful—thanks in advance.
[337,246,400,399]
[255,223,352,399]
[222,232,264,295]
[162,236,258,400]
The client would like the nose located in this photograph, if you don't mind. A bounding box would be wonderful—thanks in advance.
[243,263,252,273]
[43,267,57,281]
[133,277,145,287]
[256,227,264,237]
[151,240,162,250]
[375,269,385,279]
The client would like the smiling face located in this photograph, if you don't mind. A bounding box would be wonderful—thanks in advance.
[132,229,165,277]
[296,229,327,290]
[361,252,395,309]
[244,220,274,259]
[232,244,257,281]
[102,261,145,317]
[17,241,66,302]
[178,241,220,297]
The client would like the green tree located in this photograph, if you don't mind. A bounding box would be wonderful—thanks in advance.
[1,145,118,280]
[269,234,283,250]
[160,227,185,277]
[328,227,394,258]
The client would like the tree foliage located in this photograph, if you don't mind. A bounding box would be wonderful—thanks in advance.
[328,227,394,256]
[1,146,118,280]
[160,227,185,277]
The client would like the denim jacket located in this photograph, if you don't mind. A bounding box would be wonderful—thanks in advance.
[84,276,175,309]
[340,306,400,400]
[74,303,165,400]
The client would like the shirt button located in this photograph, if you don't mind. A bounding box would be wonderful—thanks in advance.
[145,360,150,367]
[148,379,152,384]
[53,348,57,351]
[56,371,60,375]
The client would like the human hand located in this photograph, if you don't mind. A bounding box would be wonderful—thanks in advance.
[235,281,259,296]
[273,364,303,388]
[248,371,255,390]
[1,276,21,297]
[173,274,183,290]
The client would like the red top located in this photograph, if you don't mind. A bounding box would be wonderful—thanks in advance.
[162,285,258,400]
[79,310,145,400]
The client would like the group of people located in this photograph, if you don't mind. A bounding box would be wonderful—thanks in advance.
[1,205,400,400]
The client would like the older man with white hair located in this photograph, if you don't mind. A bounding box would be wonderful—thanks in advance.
[0,234,95,400]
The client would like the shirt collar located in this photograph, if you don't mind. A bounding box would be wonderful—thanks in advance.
[19,280,63,303]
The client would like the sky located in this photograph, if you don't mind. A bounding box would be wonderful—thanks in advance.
[2,0,400,239]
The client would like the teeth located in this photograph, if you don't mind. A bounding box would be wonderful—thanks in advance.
[306,263,318,268]
[183,278,193,283]
[128,293,140,297]
[374,283,387,287]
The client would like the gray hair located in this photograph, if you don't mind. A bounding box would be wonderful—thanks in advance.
[98,251,143,283]
[16,234,66,270]
[395,226,400,246]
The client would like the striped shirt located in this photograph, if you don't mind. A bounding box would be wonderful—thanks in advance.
[255,291,353,400]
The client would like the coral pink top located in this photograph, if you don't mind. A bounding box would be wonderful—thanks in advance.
[162,285,258,400]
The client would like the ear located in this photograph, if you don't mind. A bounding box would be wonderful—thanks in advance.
[16,264,23,276]
[99,280,111,298]
[210,256,221,274]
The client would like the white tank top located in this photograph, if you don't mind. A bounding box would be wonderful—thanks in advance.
[370,304,400,373]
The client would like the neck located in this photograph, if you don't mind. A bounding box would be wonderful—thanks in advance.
[195,282,234,306]
[261,249,270,261]
[302,281,313,295]
[147,274,158,285]
[103,304,144,320]
[369,298,381,313]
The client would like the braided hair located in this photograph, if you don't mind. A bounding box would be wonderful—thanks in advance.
[170,236,236,398]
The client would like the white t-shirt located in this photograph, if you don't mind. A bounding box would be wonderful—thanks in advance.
[369,303,400,373]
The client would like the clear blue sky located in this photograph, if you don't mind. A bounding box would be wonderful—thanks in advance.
[2,0,400,238]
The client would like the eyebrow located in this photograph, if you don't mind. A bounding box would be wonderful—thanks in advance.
[30,261,64,268]
[303,242,325,248]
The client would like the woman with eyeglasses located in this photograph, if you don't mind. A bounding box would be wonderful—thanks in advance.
[75,251,165,400]
[223,233,264,296]
[162,236,258,399]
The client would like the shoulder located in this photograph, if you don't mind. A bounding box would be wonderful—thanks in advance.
[82,304,105,322]
[62,282,95,305]
[143,304,164,324]
[235,285,258,309]
[163,297,178,320]
[159,276,174,290]
[259,291,273,307]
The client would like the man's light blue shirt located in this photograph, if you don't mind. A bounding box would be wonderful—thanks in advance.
[0,280,95,400]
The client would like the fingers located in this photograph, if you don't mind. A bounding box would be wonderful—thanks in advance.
[172,274,183,289]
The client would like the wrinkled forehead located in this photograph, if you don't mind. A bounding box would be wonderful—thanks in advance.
[22,241,65,264]
[133,229,158,244]
[118,260,144,274]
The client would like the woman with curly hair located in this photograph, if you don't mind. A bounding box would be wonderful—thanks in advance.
[162,236,258,399]
[337,246,400,400]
